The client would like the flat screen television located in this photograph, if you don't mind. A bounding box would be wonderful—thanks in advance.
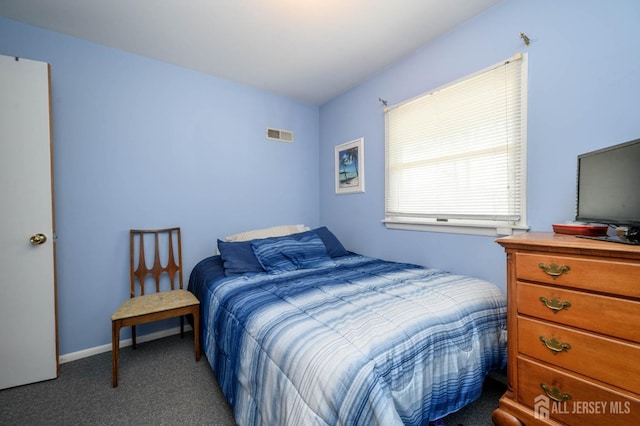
[576,138,640,244]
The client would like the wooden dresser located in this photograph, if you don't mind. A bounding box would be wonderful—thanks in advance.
[492,232,640,425]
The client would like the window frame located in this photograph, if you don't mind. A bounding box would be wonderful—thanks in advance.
[383,54,529,237]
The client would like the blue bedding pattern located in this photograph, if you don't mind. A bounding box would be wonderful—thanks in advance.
[189,254,506,425]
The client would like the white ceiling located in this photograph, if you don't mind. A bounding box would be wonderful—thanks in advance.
[0,0,502,105]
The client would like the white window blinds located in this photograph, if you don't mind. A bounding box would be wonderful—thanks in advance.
[384,54,528,235]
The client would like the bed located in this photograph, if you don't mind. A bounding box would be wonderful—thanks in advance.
[188,226,507,425]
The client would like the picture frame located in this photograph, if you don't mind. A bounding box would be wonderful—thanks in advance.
[335,137,365,194]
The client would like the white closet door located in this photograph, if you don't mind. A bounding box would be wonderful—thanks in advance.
[0,54,57,389]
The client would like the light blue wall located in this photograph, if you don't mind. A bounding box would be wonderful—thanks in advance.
[319,0,640,291]
[3,0,640,356]
[1,17,320,355]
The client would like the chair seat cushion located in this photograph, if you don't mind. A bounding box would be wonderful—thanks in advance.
[111,289,199,321]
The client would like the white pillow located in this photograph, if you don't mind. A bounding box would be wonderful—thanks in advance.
[225,224,309,242]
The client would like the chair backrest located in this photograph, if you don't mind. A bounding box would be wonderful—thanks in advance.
[129,228,183,297]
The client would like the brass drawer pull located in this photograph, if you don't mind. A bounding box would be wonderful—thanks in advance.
[541,383,572,402]
[538,262,571,279]
[539,336,571,354]
[539,296,571,313]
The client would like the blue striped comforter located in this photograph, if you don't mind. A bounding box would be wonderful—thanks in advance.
[189,254,506,425]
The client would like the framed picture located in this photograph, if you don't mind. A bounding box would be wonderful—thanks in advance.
[335,137,365,194]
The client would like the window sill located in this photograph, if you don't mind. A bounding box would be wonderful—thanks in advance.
[383,219,529,237]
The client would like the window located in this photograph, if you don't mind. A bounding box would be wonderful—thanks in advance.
[384,53,528,236]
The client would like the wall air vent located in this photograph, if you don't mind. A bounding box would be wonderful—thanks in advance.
[266,127,293,143]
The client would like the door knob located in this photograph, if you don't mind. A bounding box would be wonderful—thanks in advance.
[29,233,47,245]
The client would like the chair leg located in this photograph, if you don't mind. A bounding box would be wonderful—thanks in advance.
[180,315,185,338]
[131,324,137,350]
[193,308,201,362]
[112,320,120,387]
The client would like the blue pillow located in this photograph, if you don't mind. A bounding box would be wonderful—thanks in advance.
[266,227,347,258]
[251,237,299,274]
[217,239,265,276]
[282,235,335,269]
[218,226,346,276]
[310,226,348,257]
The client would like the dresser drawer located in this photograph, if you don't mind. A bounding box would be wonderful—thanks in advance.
[517,282,640,342]
[515,253,640,298]
[517,357,640,425]
[518,316,640,393]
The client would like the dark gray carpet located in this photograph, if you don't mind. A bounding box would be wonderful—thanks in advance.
[0,334,505,425]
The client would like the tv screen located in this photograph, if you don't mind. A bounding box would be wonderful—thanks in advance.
[576,138,640,229]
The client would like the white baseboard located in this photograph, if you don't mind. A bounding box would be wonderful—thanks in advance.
[58,325,193,364]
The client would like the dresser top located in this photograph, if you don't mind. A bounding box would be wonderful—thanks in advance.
[496,232,640,258]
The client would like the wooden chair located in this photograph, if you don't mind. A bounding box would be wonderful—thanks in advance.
[111,227,200,387]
